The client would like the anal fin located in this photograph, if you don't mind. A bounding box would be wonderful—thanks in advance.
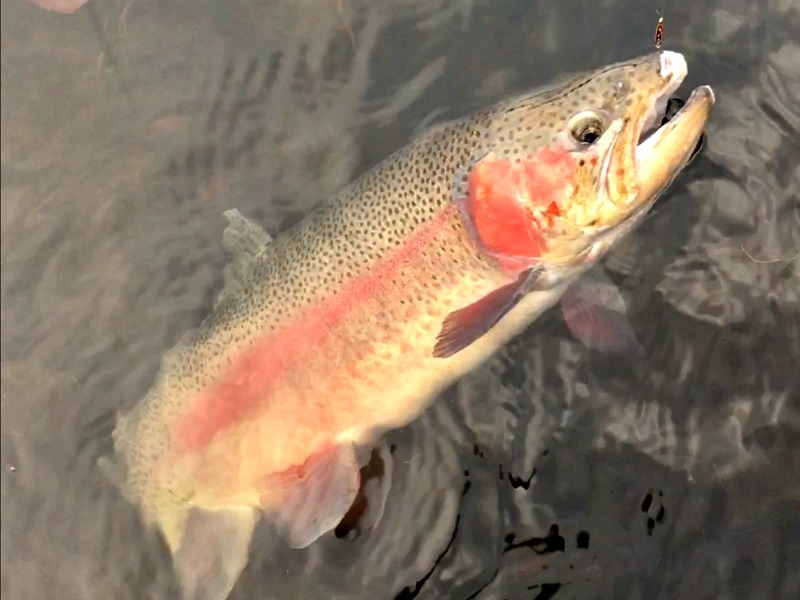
[335,440,395,540]
[170,506,257,600]
[356,440,393,534]
[264,443,360,549]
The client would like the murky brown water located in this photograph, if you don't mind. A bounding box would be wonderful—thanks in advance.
[2,1,798,599]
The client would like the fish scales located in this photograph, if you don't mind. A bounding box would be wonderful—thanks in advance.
[118,66,633,468]
[117,119,504,481]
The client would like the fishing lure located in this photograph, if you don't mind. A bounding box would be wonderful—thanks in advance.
[654,15,664,48]
[653,2,666,49]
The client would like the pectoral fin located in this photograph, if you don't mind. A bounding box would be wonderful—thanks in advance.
[433,268,542,359]
[169,506,257,600]
[560,271,644,355]
[264,443,360,549]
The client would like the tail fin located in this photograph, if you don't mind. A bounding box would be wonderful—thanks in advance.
[165,506,257,600]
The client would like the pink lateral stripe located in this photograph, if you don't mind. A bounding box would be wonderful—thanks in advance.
[173,206,458,452]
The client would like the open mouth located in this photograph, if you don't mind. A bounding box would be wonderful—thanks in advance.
[635,53,714,166]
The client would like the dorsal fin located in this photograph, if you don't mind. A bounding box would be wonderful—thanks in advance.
[222,209,273,255]
[216,210,273,307]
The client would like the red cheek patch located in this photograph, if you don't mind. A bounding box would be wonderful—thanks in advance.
[465,149,575,260]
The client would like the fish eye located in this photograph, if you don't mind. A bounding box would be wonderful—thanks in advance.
[568,110,606,145]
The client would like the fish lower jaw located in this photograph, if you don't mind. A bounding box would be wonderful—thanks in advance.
[635,125,661,165]
[635,84,714,168]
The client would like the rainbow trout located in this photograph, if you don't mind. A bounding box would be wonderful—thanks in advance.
[104,50,714,600]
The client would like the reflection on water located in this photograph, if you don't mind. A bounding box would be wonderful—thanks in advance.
[1,0,798,599]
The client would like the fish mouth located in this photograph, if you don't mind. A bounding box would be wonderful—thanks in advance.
[595,52,701,213]
[585,52,714,258]
[611,51,714,209]
[633,51,714,182]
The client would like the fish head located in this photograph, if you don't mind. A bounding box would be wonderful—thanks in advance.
[464,50,714,271]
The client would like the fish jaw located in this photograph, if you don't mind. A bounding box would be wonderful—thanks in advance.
[593,51,690,214]
[460,50,713,271]
[634,84,715,205]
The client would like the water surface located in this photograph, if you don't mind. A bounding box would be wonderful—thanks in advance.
[2,1,798,599]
